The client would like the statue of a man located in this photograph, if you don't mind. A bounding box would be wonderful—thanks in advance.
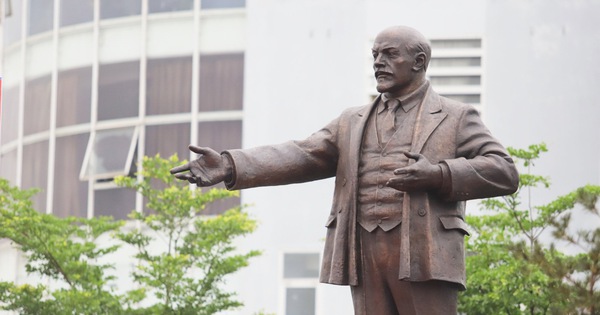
[171,25,519,315]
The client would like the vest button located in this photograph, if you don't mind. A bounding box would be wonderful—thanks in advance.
[418,208,426,217]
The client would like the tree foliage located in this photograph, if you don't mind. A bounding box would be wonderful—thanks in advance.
[459,143,600,315]
[0,154,260,315]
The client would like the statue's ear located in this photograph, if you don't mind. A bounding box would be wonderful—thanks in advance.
[413,52,427,72]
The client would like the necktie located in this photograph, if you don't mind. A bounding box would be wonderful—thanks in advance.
[381,99,400,144]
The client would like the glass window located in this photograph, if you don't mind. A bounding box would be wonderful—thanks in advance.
[284,253,320,278]
[1,86,20,145]
[98,61,140,121]
[286,288,316,315]
[441,94,481,104]
[199,53,244,111]
[145,123,190,160]
[81,127,139,180]
[57,67,92,127]
[3,0,23,45]
[100,0,141,19]
[94,187,136,219]
[54,133,89,218]
[22,140,49,212]
[60,0,93,27]
[28,0,54,35]
[148,0,193,13]
[429,76,481,86]
[0,149,18,185]
[430,39,481,49]
[24,75,51,136]
[146,57,192,115]
[429,57,481,68]
[201,0,245,9]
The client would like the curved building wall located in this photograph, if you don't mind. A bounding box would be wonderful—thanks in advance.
[0,0,246,219]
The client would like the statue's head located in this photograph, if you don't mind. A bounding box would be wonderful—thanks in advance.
[372,26,431,98]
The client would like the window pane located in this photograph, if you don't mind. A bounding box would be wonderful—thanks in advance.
[94,187,135,219]
[441,94,481,104]
[146,57,192,115]
[197,120,242,215]
[54,133,89,218]
[98,61,139,121]
[60,0,93,27]
[22,140,49,212]
[429,76,481,86]
[429,57,481,68]
[430,39,481,49]
[57,67,92,127]
[284,253,320,278]
[1,86,20,144]
[4,0,23,45]
[0,149,18,185]
[24,75,51,136]
[201,0,245,9]
[28,0,54,35]
[286,288,315,315]
[149,0,193,13]
[83,127,138,180]
[199,53,244,111]
[100,0,141,19]
[145,123,190,160]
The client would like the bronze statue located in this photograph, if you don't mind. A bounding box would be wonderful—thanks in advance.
[171,25,519,315]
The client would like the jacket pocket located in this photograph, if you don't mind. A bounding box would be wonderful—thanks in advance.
[325,214,337,228]
[439,216,470,236]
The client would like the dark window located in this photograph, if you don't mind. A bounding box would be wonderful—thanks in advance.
[201,0,245,9]
[28,0,54,35]
[1,86,20,144]
[94,187,136,219]
[100,0,141,19]
[199,53,244,111]
[286,288,316,315]
[60,0,93,27]
[4,0,23,45]
[145,123,190,160]
[57,67,92,127]
[24,75,51,136]
[284,253,320,278]
[197,120,241,215]
[22,140,49,212]
[98,61,140,121]
[430,39,481,49]
[441,94,481,104]
[148,0,193,13]
[429,57,481,68]
[429,76,481,86]
[0,149,18,185]
[146,56,192,115]
[54,133,89,218]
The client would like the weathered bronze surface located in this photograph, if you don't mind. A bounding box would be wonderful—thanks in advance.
[171,25,519,315]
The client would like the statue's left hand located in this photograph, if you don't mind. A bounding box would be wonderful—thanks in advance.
[170,145,231,186]
[386,152,442,192]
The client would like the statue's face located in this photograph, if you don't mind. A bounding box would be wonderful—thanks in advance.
[372,30,418,98]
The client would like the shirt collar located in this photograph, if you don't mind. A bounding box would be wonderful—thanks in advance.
[378,80,430,114]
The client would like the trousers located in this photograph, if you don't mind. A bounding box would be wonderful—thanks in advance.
[351,225,458,315]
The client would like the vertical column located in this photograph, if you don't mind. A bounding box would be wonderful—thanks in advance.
[135,0,149,214]
[87,0,100,218]
[15,0,27,188]
[45,0,60,214]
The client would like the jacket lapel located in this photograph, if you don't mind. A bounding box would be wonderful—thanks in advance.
[410,87,447,154]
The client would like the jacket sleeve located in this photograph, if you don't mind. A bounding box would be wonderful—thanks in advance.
[440,106,519,201]
[223,117,341,190]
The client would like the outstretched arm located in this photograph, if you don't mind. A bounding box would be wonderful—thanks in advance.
[170,145,233,186]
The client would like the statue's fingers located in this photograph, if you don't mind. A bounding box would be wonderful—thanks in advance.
[189,145,211,155]
[170,163,190,174]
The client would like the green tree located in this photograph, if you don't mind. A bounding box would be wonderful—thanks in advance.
[115,154,261,314]
[459,144,600,315]
[0,154,260,314]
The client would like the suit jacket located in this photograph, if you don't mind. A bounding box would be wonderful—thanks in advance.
[224,85,519,290]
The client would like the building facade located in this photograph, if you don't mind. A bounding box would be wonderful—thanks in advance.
[1,0,599,314]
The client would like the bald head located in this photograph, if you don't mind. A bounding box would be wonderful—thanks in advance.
[375,26,431,72]
[372,26,431,98]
